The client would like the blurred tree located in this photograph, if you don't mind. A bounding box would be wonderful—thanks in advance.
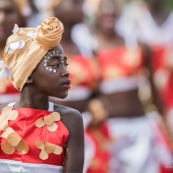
[124,0,173,9]
[165,0,173,9]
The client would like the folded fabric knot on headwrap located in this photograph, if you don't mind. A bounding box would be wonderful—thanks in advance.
[35,17,64,51]
[3,17,64,91]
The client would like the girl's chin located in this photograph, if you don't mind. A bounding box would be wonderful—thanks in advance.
[57,93,69,99]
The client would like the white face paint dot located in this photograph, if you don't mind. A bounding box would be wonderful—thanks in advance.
[49,68,52,72]
[44,59,47,62]
[44,63,47,67]
[46,67,49,70]
[53,69,56,73]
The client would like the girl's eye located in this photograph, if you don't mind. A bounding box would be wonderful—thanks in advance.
[52,65,59,68]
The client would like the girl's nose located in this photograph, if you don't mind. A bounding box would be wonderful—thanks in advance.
[61,67,70,77]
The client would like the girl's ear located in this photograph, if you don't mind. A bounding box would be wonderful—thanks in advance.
[26,76,33,84]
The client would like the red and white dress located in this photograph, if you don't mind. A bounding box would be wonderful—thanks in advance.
[98,46,144,94]
[0,102,69,173]
[97,46,173,173]
[85,122,112,173]
[118,1,173,126]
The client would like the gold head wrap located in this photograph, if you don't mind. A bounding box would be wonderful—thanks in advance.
[3,17,64,91]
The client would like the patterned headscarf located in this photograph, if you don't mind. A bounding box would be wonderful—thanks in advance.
[3,17,64,91]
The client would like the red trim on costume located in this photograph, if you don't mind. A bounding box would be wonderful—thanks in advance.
[160,164,173,173]
[68,55,98,88]
[86,123,111,173]
[152,46,173,109]
[98,47,144,80]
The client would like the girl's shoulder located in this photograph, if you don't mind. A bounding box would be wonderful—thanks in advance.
[54,104,83,132]
[54,104,82,122]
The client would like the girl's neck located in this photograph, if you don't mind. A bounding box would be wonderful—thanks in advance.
[14,87,49,110]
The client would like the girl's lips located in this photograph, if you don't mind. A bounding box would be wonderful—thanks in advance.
[62,84,70,89]
[62,80,71,89]
[62,80,71,85]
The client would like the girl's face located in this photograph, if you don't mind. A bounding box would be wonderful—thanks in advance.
[0,0,21,43]
[31,45,70,99]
